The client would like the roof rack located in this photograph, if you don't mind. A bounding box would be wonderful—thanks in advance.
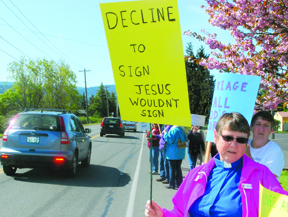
[23,108,71,114]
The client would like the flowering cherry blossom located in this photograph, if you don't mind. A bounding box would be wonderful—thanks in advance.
[184,0,288,110]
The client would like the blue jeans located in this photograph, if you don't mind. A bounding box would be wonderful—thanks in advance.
[159,150,169,180]
[168,160,183,188]
[149,146,159,173]
[186,148,198,170]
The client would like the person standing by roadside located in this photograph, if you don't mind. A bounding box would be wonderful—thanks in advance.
[245,111,285,179]
[146,124,160,174]
[196,127,206,165]
[164,125,187,189]
[187,125,205,170]
[156,125,172,184]
[210,142,219,158]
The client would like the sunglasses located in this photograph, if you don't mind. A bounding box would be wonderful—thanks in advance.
[220,134,248,144]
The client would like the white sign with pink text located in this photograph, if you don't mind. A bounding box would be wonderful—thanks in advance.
[206,73,261,142]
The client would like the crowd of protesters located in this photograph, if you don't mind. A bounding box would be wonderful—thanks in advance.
[147,123,209,190]
[145,111,286,216]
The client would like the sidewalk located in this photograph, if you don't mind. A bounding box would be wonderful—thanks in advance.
[270,133,288,169]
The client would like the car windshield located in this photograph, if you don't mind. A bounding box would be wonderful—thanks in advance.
[11,114,60,131]
[104,119,120,124]
[123,121,134,124]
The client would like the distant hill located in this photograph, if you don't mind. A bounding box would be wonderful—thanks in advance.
[0,81,14,94]
[0,81,116,99]
[77,85,116,99]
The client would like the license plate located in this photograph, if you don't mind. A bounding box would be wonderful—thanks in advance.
[109,125,114,128]
[27,136,40,143]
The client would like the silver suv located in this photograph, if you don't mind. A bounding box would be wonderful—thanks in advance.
[0,108,92,177]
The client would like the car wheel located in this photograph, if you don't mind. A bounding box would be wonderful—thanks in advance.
[121,132,125,137]
[134,129,136,132]
[3,165,17,176]
[67,152,77,178]
[81,146,91,167]
[100,133,103,137]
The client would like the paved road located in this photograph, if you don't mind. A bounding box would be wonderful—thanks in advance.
[1,130,287,168]
[269,133,288,169]
[0,126,287,216]
[0,124,180,217]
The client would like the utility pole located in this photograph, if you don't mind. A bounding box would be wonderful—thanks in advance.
[116,96,118,117]
[79,69,91,124]
[106,86,109,117]
[271,110,275,139]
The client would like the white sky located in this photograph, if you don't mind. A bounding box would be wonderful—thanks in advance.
[0,0,233,88]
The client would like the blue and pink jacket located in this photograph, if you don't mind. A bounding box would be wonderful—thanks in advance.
[158,125,172,150]
[147,128,160,147]
[162,155,288,217]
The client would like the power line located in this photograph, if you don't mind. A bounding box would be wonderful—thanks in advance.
[0,23,108,48]
[87,72,100,87]
[0,0,103,87]
[1,0,69,62]
[8,0,85,69]
[0,16,54,60]
[0,36,34,60]
[0,48,20,62]
[79,69,91,124]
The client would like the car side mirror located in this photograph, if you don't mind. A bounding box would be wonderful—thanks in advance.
[85,128,91,133]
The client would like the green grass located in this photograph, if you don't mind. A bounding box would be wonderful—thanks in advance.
[280,170,288,191]
[83,122,101,127]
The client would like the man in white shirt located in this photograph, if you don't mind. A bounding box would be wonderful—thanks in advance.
[245,111,285,179]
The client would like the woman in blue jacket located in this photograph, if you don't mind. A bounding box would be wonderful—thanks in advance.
[164,125,187,189]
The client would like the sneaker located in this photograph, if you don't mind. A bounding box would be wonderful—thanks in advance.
[152,171,158,175]
[156,178,164,182]
[162,180,169,184]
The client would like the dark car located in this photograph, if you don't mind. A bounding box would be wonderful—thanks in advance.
[0,108,92,177]
[100,117,125,137]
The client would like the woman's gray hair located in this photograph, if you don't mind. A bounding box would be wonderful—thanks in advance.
[215,112,250,137]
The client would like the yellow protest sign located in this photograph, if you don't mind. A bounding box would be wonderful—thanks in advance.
[100,0,191,126]
[259,183,288,216]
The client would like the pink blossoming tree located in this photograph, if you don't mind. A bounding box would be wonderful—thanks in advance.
[184,0,288,110]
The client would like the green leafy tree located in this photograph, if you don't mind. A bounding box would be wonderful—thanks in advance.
[88,102,97,116]
[80,93,86,110]
[8,58,81,112]
[105,88,111,117]
[89,83,106,117]
[88,84,117,117]
[87,94,95,116]
[0,115,7,134]
[109,92,117,117]
[0,88,22,133]
[0,87,22,116]
[185,43,215,122]
[274,119,281,131]
[88,95,95,107]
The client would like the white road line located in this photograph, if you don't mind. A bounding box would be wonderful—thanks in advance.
[125,133,145,217]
